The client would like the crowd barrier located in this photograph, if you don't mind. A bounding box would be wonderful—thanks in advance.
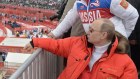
[9,48,58,79]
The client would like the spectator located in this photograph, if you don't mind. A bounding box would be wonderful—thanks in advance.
[24,18,138,79]
[48,0,139,39]
[60,0,85,37]
[127,0,140,74]
[11,20,20,28]
[49,0,68,21]
[1,52,7,61]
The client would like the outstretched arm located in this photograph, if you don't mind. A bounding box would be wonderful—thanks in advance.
[50,2,80,38]
[24,37,80,58]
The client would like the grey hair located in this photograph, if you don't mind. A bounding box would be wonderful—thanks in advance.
[99,18,115,41]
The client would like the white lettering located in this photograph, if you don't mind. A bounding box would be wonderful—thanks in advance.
[79,10,101,23]
[96,10,101,19]
[89,11,93,23]
[83,12,88,22]
[79,12,84,22]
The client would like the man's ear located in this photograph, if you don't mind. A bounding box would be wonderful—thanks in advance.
[100,32,108,40]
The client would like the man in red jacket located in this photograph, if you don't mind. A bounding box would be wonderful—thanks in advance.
[24,18,138,79]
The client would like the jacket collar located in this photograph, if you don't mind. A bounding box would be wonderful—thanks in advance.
[86,35,93,48]
[84,35,118,57]
[107,36,118,55]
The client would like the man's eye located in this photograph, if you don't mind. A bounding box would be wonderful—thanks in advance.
[90,29,94,32]
[90,30,93,33]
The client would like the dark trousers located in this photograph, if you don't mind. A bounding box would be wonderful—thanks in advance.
[131,44,140,71]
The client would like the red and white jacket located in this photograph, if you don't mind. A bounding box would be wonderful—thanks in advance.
[52,0,139,38]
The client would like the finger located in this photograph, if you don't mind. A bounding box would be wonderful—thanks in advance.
[26,47,31,51]
[24,43,32,50]
[26,46,32,51]
[23,44,29,50]
[47,35,52,38]
[47,32,56,39]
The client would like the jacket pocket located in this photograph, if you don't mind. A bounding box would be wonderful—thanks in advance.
[97,64,124,79]
[65,52,88,78]
[67,52,88,66]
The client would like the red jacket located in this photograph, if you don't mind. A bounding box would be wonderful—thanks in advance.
[33,35,138,79]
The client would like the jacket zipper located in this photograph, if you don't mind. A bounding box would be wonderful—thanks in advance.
[70,54,90,79]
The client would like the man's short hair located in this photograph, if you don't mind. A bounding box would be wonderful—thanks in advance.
[99,18,115,41]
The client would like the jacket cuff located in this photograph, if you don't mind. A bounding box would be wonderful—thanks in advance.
[30,40,34,48]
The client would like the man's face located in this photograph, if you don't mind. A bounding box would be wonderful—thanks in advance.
[87,21,102,44]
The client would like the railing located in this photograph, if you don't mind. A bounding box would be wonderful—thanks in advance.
[9,48,58,79]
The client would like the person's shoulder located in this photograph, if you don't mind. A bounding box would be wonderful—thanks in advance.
[110,0,129,7]
[112,53,133,63]
[113,53,130,58]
